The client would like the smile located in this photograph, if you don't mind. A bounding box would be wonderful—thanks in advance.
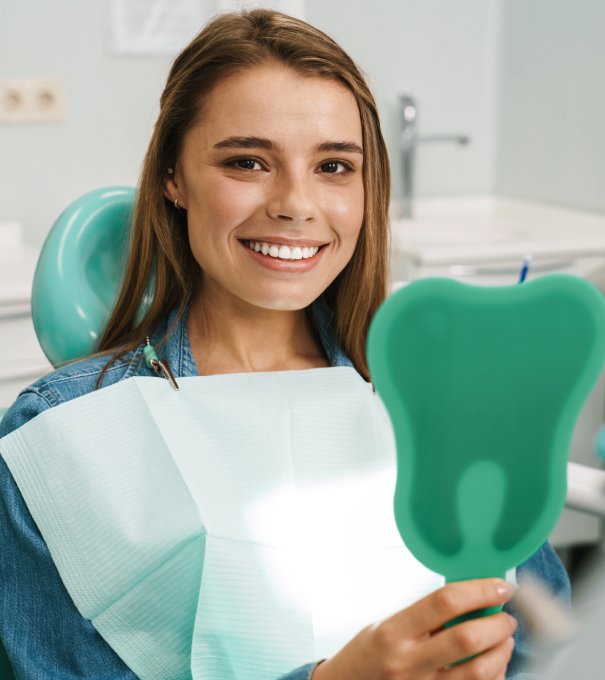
[245,240,321,260]
[239,238,328,273]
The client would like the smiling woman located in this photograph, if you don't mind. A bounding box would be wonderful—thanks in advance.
[163,64,365,372]
[0,8,569,680]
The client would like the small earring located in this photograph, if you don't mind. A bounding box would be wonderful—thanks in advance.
[174,198,179,209]
[167,167,174,175]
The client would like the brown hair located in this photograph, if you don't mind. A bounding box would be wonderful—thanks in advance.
[99,9,390,380]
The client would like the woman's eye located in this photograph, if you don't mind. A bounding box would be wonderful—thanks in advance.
[229,158,263,171]
[320,161,352,175]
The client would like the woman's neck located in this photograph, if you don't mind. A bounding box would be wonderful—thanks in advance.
[187,287,329,376]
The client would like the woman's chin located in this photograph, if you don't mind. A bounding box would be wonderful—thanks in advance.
[247,297,317,313]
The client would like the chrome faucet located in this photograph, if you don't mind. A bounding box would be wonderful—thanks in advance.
[400,94,470,218]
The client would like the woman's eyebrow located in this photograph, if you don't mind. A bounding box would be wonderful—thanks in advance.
[213,136,363,154]
[213,136,274,150]
[316,141,363,154]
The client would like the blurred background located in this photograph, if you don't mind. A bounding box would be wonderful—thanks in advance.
[1,0,604,244]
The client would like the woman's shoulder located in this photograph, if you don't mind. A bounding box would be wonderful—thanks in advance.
[0,346,148,438]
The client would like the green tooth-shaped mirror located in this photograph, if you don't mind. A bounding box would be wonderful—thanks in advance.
[367,274,605,585]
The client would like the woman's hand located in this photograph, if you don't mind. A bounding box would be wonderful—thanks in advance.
[312,578,518,680]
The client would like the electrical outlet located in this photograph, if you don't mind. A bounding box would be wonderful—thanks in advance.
[0,78,66,123]
[27,79,66,121]
[0,80,28,122]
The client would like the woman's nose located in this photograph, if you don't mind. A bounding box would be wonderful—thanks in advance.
[266,172,317,224]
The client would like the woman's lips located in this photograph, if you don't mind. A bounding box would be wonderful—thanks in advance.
[239,236,327,248]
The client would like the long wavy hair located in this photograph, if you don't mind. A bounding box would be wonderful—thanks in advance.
[98,9,390,380]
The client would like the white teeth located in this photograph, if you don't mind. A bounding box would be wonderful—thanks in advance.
[246,240,320,260]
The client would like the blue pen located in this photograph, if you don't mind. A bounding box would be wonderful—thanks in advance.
[518,255,532,284]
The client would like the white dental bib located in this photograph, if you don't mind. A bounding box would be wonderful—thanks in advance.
[1,367,444,679]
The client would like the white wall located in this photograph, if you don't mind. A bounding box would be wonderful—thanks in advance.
[493,0,605,213]
[0,0,501,247]
[1,0,173,247]
[308,0,501,207]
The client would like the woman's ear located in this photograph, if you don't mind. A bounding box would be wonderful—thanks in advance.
[163,167,184,208]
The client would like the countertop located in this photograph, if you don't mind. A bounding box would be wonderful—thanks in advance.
[391,196,605,266]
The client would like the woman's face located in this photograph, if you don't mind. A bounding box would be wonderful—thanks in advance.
[166,63,365,312]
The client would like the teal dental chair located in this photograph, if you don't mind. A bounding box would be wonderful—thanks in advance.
[2,187,605,677]
[32,186,136,365]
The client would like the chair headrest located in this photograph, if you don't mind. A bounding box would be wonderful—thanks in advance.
[32,186,136,365]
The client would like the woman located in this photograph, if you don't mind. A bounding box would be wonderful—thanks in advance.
[0,9,568,679]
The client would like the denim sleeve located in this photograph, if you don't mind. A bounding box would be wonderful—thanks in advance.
[505,541,571,679]
[276,661,320,679]
[0,391,138,679]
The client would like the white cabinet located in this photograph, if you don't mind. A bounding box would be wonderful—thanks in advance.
[0,223,51,411]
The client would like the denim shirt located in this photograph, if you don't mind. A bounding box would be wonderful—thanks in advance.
[0,307,569,679]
